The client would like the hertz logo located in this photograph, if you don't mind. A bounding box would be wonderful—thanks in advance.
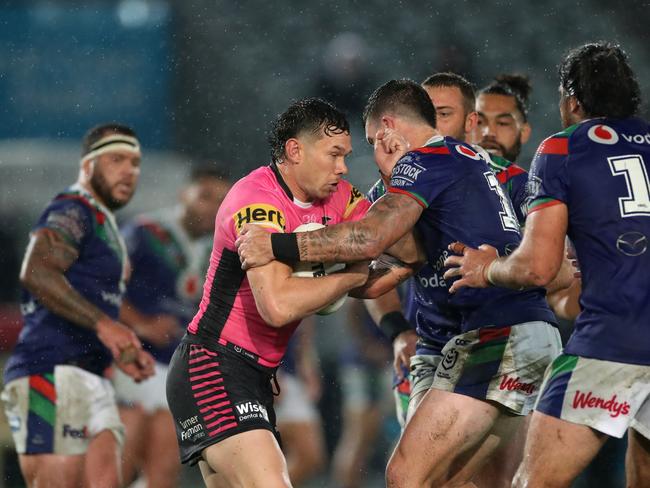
[233,204,286,233]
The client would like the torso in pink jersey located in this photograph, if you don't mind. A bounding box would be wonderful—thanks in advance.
[187,164,370,368]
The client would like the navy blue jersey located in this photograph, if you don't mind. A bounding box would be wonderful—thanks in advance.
[528,118,650,365]
[4,186,127,382]
[368,149,535,354]
[121,209,212,363]
[389,136,556,334]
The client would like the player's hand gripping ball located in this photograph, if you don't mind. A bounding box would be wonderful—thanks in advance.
[291,222,347,315]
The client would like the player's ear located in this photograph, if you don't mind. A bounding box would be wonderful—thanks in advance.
[284,138,302,164]
[381,116,396,129]
[464,111,479,136]
[80,157,94,180]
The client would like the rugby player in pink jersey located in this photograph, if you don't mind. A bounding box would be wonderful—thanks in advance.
[165,98,392,487]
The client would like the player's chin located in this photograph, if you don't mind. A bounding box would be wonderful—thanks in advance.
[111,189,135,207]
[320,184,338,198]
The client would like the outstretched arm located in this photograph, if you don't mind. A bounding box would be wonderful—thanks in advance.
[237,192,424,269]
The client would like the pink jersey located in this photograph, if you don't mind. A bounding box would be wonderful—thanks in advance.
[188,164,370,368]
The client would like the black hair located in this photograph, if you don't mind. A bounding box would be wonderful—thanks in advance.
[559,42,640,119]
[268,98,350,164]
[478,74,532,122]
[421,72,476,114]
[363,79,437,128]
[82,123,137,155]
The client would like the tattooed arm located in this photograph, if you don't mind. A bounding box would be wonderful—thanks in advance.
[297,193,423,263]
[237,192,424,269]
[20,228,101,328]
[20,228,153,379]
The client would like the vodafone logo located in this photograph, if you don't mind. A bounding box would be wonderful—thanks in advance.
[587,124,619,145]
[456,144,482,160]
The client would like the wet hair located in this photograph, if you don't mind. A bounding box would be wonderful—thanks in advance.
[421,72,476,115]
[559,42,641,119]
[478,74,532,122]
[81,123,137,156]
[363,79,437,128]
[268,98,350,164]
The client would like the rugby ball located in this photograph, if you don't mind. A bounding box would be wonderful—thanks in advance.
[292,222,348,315]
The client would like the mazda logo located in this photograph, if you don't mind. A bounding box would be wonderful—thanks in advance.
[616,232,647,257]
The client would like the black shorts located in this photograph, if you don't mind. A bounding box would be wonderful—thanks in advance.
[166,336,279,465]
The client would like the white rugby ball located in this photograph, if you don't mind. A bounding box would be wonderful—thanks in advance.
[292,222,348,315]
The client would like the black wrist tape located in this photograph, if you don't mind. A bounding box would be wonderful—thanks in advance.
[378,311,412,343]
[271,233,300,263]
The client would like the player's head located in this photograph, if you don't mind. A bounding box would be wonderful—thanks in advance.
[363,79,437,130]
[80,123,141,210]
[269,98,351,201]
[363,79,437,174]
[472,74,532,161]
[421,72,477,141]
[180,166,232,238]
[558,42,641,127]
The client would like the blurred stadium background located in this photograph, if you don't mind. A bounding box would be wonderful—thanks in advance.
[1,1,649,486]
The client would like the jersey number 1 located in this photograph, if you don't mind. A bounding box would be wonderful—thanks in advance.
[484,172,519,232]
[608,155,650,217]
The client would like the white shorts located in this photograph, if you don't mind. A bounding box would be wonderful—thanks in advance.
[274,371,318,424]
[432,322,562,415]
[112,361,169,413]
[1,365,124,455]
[535,354,650,439]
[409,354,442,401]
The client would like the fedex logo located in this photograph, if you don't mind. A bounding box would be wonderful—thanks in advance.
[63,424,88,439]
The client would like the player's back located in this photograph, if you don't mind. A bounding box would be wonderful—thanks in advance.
[390,136,555,333]
[531,118,650,364]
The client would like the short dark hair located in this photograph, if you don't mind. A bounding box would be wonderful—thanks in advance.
[190,165,232,183]
[81,123,137,156]
[559,42,641,119]
[268,98,350,164]
[478,74,532,122]
[363,79,437,129]
[422,72,476,115]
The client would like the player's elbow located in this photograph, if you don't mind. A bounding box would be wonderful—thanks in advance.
[19,264,40,293]
[256,297,294,328]
[523,263,556,288]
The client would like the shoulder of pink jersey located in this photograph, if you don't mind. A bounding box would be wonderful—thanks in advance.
[224,167,288,234]
[334,179,370,220]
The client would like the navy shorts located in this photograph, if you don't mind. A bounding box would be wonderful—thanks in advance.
[166,336,280,465]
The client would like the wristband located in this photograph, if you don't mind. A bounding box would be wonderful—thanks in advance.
[485,259,497,286]
[378,311,412,343]
[271,233,300,263]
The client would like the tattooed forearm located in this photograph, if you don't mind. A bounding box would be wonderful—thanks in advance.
[20,229,104,330]
[297,193,423,263]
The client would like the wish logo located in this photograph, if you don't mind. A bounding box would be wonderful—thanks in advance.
[616,232,647,256]
[235,401,269,423]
